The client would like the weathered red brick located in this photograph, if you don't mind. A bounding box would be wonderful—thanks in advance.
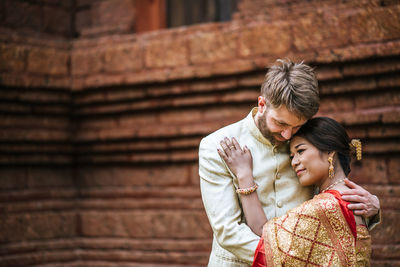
[77,166,188,187]
[382,107,400,123]
[166,66,195,81]
[372,244,400,260]
[0,43,26,72]
[159,109,203,124]
[27,168,74,188]
[320,78,377,94]
[1,212,77,243]
[293,12,350,51]
[1,72,71,88]
[124,69,169,84]
[189,30,237,64]
[366,125,400,139]
[76,250,209,265]
[75,8,92,34]
[146,83,190,97]
[71,49,104,76]
[189,163,200,185]
[315,66,343,81]
[237,73,264,87]
[78,195,203,211]
[0,115,70,131]
[377,75,400,88]
[388,157,400,184]
[80,210,210,238]
[238,23,291,57]
[355,92,400,109]
[75,88,143,105]
[83,73,124,87]
[74,237,210,252]
[193,64,214,78]
[91,0,135,33]
[170,150,198,162]
[0,169,27,190]
[317,96,354,113]
[4,0,42,30]
[0,128,71,142]
[349,157,388,184]
[350,6,400,44]
[42,6,71,36]
[212,58,255,75]
[363,140,400,154]
[145,36,188,68]
[371,211,400,244]
[0,250,78,266]
[103,44,143,73]
[27,47,69,76]
[342,59,400,77]
[202,106,250,122]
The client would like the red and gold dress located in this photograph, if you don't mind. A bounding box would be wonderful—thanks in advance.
[252,190,371,267]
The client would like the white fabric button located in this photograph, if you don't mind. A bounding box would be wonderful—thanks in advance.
[277,201,282,208]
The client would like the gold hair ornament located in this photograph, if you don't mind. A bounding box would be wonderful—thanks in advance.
[350,139,362,160]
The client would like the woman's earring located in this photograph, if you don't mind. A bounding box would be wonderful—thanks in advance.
[328,156,334,179]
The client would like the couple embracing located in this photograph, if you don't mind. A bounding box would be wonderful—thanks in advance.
[199,59,380,266]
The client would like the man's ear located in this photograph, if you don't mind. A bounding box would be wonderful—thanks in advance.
[258,96,266,113]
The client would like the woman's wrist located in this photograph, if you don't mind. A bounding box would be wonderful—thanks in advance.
[237,173,255,187]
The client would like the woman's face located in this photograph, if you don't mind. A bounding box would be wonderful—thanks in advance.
[289,136,330,187]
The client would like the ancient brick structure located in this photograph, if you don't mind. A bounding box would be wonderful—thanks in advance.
[1,0,400,266]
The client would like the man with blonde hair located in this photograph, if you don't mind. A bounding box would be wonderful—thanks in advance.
[199,59,380,266]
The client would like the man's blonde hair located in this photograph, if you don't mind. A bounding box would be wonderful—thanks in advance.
[261,59,319,119]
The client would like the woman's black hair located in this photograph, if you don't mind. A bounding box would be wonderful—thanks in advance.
[293,117,352,176]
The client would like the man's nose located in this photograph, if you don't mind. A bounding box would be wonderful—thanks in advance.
[281,129,292,140]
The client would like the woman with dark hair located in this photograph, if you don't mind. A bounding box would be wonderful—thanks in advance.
[218,117,371,266]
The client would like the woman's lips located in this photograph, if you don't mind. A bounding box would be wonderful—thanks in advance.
[296,169,305,175]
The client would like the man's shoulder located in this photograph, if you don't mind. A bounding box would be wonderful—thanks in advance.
[200,117,247,147]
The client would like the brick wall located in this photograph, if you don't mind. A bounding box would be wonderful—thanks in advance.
[1,0,74,38]
[1,0,400,266]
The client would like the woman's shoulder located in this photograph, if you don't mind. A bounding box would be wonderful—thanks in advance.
[312,190,341,204]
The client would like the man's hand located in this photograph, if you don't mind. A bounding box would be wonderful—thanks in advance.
[341,179,380,218]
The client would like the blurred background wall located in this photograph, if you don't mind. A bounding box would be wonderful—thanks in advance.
[0,0,399,266]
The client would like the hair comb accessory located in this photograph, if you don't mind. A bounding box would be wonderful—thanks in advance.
[350,139,362,160]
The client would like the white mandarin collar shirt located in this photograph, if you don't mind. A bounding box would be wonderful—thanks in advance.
[199,108,314,266]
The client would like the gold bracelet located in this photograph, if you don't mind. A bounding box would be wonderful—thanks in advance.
[236,183,258,195]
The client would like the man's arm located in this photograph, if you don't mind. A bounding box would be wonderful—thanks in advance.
[199,137,260,264]
[341,179,381,230]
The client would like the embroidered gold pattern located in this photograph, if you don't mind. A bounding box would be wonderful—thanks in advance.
[263,193,370,266]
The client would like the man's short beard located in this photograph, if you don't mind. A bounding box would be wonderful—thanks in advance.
[256,115,286,146]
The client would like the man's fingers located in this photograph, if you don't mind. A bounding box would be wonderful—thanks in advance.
[341,195,367,203]
[347,203,367,211]
[341,189,365,196]
[353,210,368,216]
[344,178,361,190]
